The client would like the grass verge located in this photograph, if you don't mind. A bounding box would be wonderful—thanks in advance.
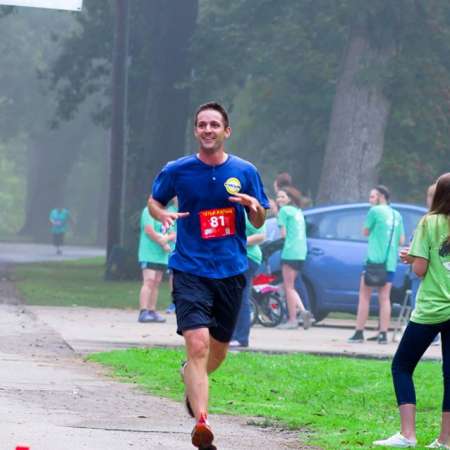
[14,258,172,309]
[89,347,443,449]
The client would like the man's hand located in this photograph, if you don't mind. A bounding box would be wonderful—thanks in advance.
[159,209,189,230]
[228,193,260,212]
[228,193,266,228]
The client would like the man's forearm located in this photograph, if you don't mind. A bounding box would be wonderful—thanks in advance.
[248,205,266,228]
[148,197,165,221]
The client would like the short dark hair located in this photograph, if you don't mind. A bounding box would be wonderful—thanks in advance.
[375,185,390,202]
[195,102,229,128]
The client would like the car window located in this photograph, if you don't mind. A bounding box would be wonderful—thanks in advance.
[306,208,369,241]
[397,208,426,240]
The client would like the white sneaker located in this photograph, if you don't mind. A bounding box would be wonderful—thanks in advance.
[427,439,450,449]
[373,432,417,447]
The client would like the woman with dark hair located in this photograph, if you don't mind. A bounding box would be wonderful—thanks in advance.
[374,172,450,448]
[276,186,313,330]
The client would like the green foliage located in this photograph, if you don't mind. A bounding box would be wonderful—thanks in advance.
[90,347,444,449]
[14,258,172,309]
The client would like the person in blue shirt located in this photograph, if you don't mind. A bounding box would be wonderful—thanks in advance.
[148,102,269,449]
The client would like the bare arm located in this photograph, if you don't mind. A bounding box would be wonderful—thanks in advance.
[412,256,429,278]
[148,197,189,229]
[363,228,370,237]
[247,232,265,246]
[279,226,286,239]
[144,224,168,247]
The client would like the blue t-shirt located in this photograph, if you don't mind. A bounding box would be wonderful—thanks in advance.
[152,154,269,279]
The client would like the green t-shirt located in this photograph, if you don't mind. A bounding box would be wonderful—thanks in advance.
[364,205,405,272]
[138,207,170,265]
[409,214,450,324]
[277,205,307,261]
[49,208,70,234]
[246,215,265,264]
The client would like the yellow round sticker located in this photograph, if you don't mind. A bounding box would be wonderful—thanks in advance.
[224,177,241,195]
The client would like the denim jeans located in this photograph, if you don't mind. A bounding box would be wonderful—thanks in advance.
[232,259,260,346]
[392,319,450,410]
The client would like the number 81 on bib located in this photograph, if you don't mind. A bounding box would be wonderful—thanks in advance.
[199,207,236,239]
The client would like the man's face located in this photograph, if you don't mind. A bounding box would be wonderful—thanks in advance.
[194,109,231,153]
[369,189,380,205]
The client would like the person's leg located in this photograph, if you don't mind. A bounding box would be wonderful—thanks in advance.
[355,276,372,330]
[139,268,154,310]
[438,321,450,445]
[391,321,438,440]
[147,270,164,311]
[378,282,392,333]
[207,335,229,373]
[183,328,210,420]
[232,260,258,346]
[282,264,304,323]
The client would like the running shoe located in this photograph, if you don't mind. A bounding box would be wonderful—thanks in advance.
[426,439,450,448]
[347,330,364,343]
[138,310,166,323]
[166,303,176,314]
[229,340,248,348]
[191,413,214,449]
[180,361,194,418]
[373,432,416,447]
[278,321,299,330]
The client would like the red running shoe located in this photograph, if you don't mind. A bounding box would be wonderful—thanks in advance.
[191,413,214,448]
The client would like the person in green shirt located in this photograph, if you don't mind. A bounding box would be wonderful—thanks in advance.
[137,201,176,323]
[348,185,405,344]
[49,207,72,255]
[229,214,266,348]
[373,172,450,448]
[276,186,313,330]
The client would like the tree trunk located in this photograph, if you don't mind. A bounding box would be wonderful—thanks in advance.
[316,21,392,204]
[120,0,199,277]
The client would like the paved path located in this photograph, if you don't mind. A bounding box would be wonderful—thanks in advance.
[0,242,105,264]
[30,306,441,361]
[0,267,302,450]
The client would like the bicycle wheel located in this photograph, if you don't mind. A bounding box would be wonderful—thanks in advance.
[249,294,258,327]
[257,292,284,327]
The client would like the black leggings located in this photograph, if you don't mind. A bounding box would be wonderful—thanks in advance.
[392,319,450,411]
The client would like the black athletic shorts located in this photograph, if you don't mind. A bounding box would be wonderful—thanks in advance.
[281,259,304,271]
[172,269,246,343]
[140,262,167,271]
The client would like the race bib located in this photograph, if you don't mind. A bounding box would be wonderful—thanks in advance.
[199,207,236,239]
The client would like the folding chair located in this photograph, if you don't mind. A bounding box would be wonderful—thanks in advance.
[392,289,412,343]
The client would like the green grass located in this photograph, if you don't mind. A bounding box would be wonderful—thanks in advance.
[89,348,443,449]
[14,258,172,309]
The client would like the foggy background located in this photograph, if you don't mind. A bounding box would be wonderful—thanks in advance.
[1,0,449,274]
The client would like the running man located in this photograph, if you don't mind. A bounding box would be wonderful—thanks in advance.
[148,102,269,449]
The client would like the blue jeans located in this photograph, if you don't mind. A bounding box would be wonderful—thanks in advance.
[232,259,260,346]
[392,319,450,410]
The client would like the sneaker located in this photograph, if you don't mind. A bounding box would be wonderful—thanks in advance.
[278,321,299,330]
[373,432,416,447]
[300,310,313,330]
[138,310,166,323]
[367,334,380,342]
[426,439,450,448]
[378,332,388,345]
[191,413,214,449]
[166,303,176,314]
[180,361,194,418]
[347,330,364,343]
[229,340,248,348]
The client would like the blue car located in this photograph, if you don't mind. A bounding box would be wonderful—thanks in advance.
[267,203,427,322]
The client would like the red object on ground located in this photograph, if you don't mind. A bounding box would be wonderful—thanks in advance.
[16,446,30,450]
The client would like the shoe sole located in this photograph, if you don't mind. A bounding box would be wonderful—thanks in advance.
[191,423,214,448]
[348,339,364,343]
